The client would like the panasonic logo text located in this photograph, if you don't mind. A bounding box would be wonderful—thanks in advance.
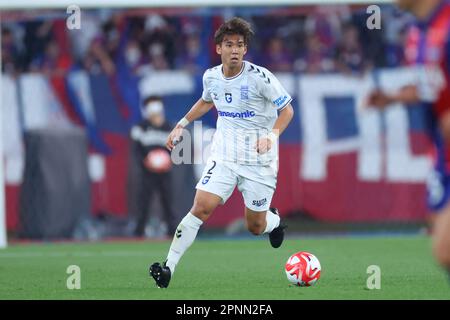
[217,110,256,118]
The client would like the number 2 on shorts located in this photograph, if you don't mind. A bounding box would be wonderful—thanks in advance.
[202,160,216,185]
[207,161,216,175]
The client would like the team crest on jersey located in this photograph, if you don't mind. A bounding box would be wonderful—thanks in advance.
[212,92,219,100]
[240,85,249,100]
[225,93,232,103]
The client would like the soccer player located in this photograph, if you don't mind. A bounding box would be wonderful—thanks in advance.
[367,0,450,277]
[150,17,294,288]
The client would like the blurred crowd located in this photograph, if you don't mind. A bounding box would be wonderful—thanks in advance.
[1,5,414,79]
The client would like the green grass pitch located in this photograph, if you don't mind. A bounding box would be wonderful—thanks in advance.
[0,235,449,300]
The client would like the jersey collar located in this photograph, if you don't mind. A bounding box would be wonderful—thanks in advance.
[221,61,246,81]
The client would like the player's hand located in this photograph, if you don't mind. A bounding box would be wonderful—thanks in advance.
[366,90,394,109]
[255,137,272,154]
[166,125,184,151]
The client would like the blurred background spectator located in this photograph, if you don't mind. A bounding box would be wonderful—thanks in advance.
[294,32,335,74]
[334,23,370,75]
[1,27,23,75]
[1,6,413,79]
[128,96,176,238]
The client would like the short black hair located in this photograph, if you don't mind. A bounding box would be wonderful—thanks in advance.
[143,95,162,105]
[214,17,254,45]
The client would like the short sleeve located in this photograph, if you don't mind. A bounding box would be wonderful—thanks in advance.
[259,68,292,111]
[201,71,213,102]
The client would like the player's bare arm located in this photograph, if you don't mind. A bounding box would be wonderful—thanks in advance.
[166,98,214,150]
[367,86,450,143]
[437,110,450,143]
[256,104,294,154]
[366,85,420,109]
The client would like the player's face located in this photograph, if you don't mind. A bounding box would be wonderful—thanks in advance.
[216,34,247,68]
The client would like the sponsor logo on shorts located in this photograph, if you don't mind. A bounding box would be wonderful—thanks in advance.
[252,198,267,207]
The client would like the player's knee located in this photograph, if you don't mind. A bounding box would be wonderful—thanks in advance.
[433,238,450,268]
[247,221,264,235]
[190,202,212,221]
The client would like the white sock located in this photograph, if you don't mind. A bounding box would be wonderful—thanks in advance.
[166,212,203,274]
[263,210,280,234]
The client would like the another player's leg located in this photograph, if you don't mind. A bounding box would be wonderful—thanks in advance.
[245,207,286,248]
[427,107,450,280]
[150,190,222,288]
[431,205,450,280]
[426,167,450,280]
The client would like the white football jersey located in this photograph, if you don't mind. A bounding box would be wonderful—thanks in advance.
[202,61,292,165]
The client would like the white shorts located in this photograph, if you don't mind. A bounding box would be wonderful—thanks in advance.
[195,157,278,212]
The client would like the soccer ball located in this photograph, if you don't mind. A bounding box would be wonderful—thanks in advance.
[285,251,321,287]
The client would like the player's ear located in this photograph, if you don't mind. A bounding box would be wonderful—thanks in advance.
[216,44,222,55]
